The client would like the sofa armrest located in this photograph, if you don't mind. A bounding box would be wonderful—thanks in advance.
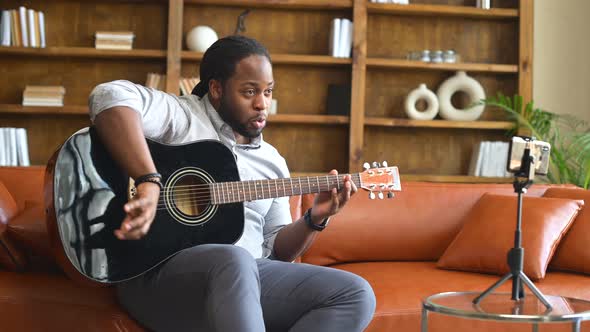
[0,166,45,211]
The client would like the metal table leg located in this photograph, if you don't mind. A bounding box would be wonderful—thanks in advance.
[532,323,538,332]
[573,319,581,332]
[421,306,428,332]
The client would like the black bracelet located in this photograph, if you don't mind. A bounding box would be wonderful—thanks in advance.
[303,208,329,232]
[135,173,163,190]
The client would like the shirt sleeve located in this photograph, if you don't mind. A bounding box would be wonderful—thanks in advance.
[262,157,292,259]
[88,80,192,143]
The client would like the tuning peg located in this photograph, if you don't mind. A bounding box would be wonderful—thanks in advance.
[363,162,370,170]
[382,161,388,167]
[369,192,376,200]
[387,192,395,199]
[372,162,380,168]
[378,192,384,199]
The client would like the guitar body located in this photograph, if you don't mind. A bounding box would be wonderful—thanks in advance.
[45,127,244,284]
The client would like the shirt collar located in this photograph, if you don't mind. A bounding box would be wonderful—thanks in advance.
[202,94,262,149]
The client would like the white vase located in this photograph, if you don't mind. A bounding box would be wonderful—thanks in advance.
[186,26,218,52]
[437,71,486,121]
[405,84,439,120]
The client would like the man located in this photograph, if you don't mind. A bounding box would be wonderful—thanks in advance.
[89,35,375,332]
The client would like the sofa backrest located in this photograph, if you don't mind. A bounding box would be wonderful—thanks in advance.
[300,181,556,266]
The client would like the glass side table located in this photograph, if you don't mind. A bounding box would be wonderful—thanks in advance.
[422,292,590,332]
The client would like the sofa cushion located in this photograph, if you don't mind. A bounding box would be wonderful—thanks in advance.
[0,271,144,331]
[544,188,590,275]
[0,181,27,271]
[436,193,583,280]
[334,261,590,332]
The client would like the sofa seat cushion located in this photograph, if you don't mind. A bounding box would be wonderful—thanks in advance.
[0,271,144,331]
[332,261,590,332]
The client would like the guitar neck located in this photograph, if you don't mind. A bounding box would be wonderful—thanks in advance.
[211,174,362,204]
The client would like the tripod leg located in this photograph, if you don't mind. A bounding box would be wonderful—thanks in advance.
[519,272,552,310]
[473,272,513,305]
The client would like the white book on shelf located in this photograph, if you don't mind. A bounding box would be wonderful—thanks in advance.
[16,128,30,166]
[329,18,341,58]
[38,11,45,48]
[480,141,492,177]
[339,19,352,58]
[468,142,483,176]
[1,10,11,47]
[0,128,6,166]
[7,128,17,166]
[19,6,28,47]
[27,9,36,47]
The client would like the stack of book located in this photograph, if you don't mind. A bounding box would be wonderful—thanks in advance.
[329,18,353,58]
[146,73,200,95]
[22,85,66,107]
[95,31,134,50]
[145,73,166,91]
[0,127,30,166]
[179,77,200,96]
[468,141,511,177]
[0,6,46,47]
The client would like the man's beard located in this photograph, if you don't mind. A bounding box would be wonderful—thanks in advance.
[217,95,263,139]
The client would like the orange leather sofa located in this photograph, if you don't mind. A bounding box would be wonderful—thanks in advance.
[1,166,589,331]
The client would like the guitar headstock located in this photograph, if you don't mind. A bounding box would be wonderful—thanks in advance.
[359,161,401,199]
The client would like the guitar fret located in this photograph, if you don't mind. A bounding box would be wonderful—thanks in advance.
[325,176,329,192]
[337,175,340,190]
[289,178,294,196]
[267,180,271,199]
[315,176,320,193]
[274,179,279,197]
[306,177,311,195]
[247,181,252,202]
[297,177,302,195]
[282,178,286,197]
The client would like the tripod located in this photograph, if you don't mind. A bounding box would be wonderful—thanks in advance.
[472,144,552,310]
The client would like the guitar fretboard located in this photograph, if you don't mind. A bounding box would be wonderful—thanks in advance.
[210,174,362,204]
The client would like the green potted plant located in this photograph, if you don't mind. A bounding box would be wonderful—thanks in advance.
[480,94,590,189]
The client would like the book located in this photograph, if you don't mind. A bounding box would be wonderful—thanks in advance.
[339,19,352,58]
[38,11,45,48]
[18,6,28,47]
[329,18,341,58]
[1,10,10,47]
[27,9,36,47]
[16,128,30,166]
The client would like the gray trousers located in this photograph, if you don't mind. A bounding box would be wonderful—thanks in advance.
[117,244,376,332]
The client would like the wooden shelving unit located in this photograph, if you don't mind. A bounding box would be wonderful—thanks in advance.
[0,0,532,183]
[366,58,518,74]
[0,46,166,59]
[366,3,518,19]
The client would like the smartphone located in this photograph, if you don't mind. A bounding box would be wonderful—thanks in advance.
[507,136,551,175]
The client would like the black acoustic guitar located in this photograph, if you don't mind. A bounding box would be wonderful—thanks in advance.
[45,127,401,284]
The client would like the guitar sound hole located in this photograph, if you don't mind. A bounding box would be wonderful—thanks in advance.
[172,175,211,217]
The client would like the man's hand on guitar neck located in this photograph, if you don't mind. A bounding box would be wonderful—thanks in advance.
[310,169,358,224]
[115,182,161,240]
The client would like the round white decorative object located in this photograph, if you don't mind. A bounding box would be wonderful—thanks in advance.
[437,71,486,121]
[404,84,439,120]
[186,26,218,52]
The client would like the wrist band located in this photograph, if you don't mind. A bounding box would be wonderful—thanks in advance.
[304,208,329,232]
[135,173,163,190]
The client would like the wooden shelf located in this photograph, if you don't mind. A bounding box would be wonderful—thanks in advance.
[401,174,513,183]
[182,51,352,66]
[0,46,167,60]
[366,58,518,74]
[367,3,518,19]
[269,114,349,125]
[364,117,513,130]
[184,0,352,10]
[0,104,88,115]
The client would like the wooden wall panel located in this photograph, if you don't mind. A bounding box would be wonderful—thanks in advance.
[367,15,518,64]
[3,0,168,49]
[363,127,508,175]
[365,69,516,120]
[183,5,351,55]
[0,56,166,105]
[264,124,349,173]
[182,62,351,115]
